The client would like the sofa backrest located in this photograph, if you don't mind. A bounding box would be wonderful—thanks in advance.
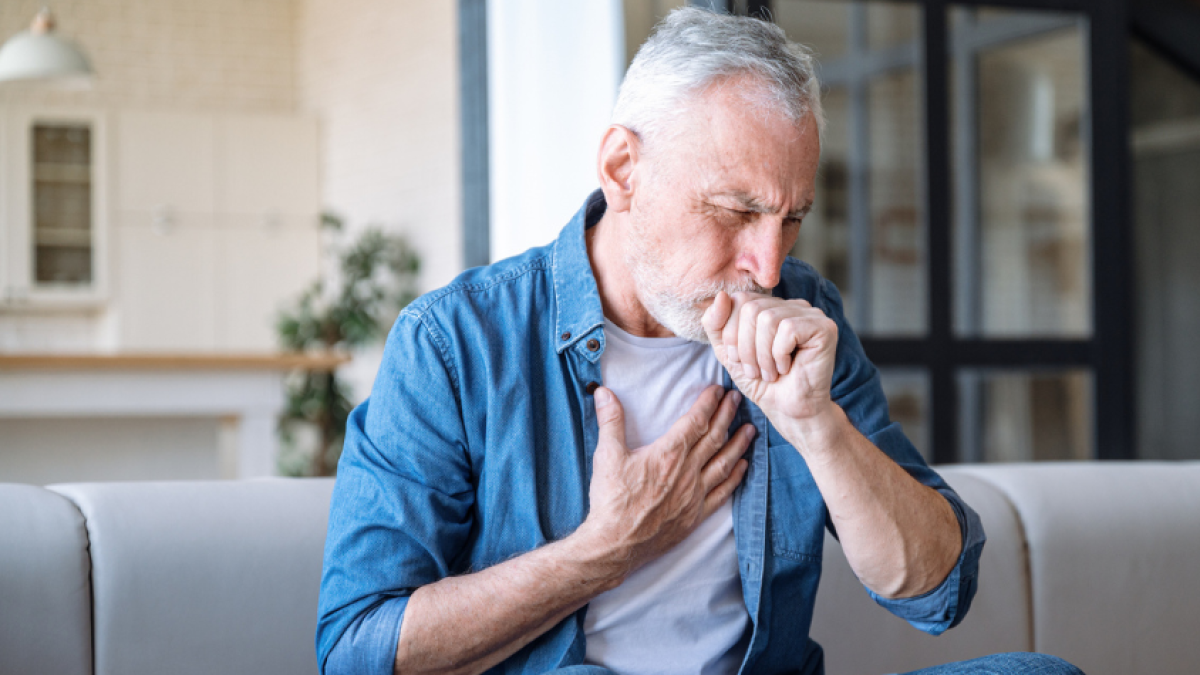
[0,483,92,675]
[954,462,1200,675]
[811,468,1034,674]
[48,478,335,675]
[813,462,1200,675]
[8,463,1199,675]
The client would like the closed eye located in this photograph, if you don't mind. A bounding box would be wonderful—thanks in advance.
[719,206,754,221]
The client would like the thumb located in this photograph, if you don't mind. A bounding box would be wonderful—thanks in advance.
[702,291,733,357]
[593,386,627,450]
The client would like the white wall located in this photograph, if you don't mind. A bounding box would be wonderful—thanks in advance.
[487,0,625,262]
[0,0,306,353]
[297,0,461,293]
[0,0,299,112]
[0,1,312,483]
[297,0,461,402]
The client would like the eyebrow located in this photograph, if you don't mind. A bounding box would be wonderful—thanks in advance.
[715,190,813,220]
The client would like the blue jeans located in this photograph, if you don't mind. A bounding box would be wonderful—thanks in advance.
[553,652,1084,674]
[899,652,1085,675]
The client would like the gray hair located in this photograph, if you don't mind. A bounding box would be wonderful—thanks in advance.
[612,7,824,151]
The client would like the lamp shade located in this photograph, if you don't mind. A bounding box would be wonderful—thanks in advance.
[0,9,94,83]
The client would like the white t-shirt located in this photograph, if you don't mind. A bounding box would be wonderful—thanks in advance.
[584,320,750,675]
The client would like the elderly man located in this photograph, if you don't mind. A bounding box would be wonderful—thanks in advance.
[317,9,1082,675]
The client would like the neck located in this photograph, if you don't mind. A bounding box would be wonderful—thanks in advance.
[587,211,674,338]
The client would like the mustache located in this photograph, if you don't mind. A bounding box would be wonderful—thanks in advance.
[683,279,768,304]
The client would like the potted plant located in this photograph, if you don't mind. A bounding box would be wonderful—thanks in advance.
[276,214,420,476]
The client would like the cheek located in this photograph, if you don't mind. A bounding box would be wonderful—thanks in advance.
[683,232,741,280]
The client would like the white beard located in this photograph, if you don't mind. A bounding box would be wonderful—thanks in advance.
[623,220,765,343]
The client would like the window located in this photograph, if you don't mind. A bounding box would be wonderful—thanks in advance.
[761,0,1118,463]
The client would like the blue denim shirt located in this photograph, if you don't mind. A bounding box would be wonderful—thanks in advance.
[317,191,985,675]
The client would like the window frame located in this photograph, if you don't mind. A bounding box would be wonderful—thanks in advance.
[755,0,1133,463]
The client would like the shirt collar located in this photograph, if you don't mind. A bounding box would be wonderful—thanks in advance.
[551,189,608,355]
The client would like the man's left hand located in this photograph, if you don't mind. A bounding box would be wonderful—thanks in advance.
[703,290,963,600]
[701,291,838,429]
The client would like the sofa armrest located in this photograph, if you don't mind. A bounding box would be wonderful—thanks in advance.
[50,478,335,675]
[0,483,93,675]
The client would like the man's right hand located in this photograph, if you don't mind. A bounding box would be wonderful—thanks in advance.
[577,384,755,575]
[392,385,753,675]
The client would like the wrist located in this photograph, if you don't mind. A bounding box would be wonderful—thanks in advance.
[560,520,633,592]
[775,402,849,462]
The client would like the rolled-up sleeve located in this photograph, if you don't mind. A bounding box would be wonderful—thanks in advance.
[316,310,474,674]
[817,276,986,635]
[864,474,985,634]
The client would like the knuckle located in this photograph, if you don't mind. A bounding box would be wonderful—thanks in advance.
[756,308,777,329]
[710,458,727,479]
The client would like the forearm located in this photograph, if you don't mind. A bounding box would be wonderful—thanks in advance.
[394,529,627,675]
[778,405,961,599]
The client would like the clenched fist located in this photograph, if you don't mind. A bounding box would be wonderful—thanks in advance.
[701,291,839,430]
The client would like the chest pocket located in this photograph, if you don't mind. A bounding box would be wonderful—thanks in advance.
[768,441,827,561]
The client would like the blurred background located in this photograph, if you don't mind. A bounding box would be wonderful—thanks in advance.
[0,0,1197,484]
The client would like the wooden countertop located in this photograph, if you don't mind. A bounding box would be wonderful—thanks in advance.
[0,352,350,371]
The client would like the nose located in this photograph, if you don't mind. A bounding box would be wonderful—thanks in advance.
[736,218,786,290]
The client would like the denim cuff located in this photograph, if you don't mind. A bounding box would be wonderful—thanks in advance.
[866,489,985,635]
[322,596,409,675]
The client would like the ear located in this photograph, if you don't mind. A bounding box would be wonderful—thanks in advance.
[596,125,641,214]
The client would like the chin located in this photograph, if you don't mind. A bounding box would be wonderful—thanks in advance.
[657,308,709,343]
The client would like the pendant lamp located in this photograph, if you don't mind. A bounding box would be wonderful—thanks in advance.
[0,8,94,84]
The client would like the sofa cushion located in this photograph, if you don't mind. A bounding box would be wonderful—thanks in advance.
[956,462,1200,675]
[50,478,335,675]
[810,468,1033,674]
[0,483,92,675]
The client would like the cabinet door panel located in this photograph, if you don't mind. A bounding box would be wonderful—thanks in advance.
[217,116,319,216]
[115,212,216,351]
[215,221,320,351]
[117,112,215,213]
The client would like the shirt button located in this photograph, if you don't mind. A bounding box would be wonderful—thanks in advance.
[586,338,600,352]
[585,381,600,395]
[561,332,571,341]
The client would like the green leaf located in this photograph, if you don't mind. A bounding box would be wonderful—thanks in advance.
[275,221,421,476]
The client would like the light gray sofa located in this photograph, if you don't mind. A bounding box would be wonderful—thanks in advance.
[2,462,1198,675]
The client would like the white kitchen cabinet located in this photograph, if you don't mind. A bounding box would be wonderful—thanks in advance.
[112,112,322,352]
[117,112,216,214]
[0,107,110,310]
[217,115,320,217]
[216,217,321,351]
[114,211,218,351]
[0,106,322,353]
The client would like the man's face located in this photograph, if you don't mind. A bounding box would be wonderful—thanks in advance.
[623,78,822,342]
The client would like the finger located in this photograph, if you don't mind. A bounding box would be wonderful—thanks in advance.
[772,317,802,377]
[702,456,750,517]
[655,384,722,456]
[592,386,627,451]
[692,388,743,466]
[737,298,761,380]
[775,313,835,374]
[756,308,781,383]
[702,291,733,351]
[722,293,747,367]
[702,423,755,492]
